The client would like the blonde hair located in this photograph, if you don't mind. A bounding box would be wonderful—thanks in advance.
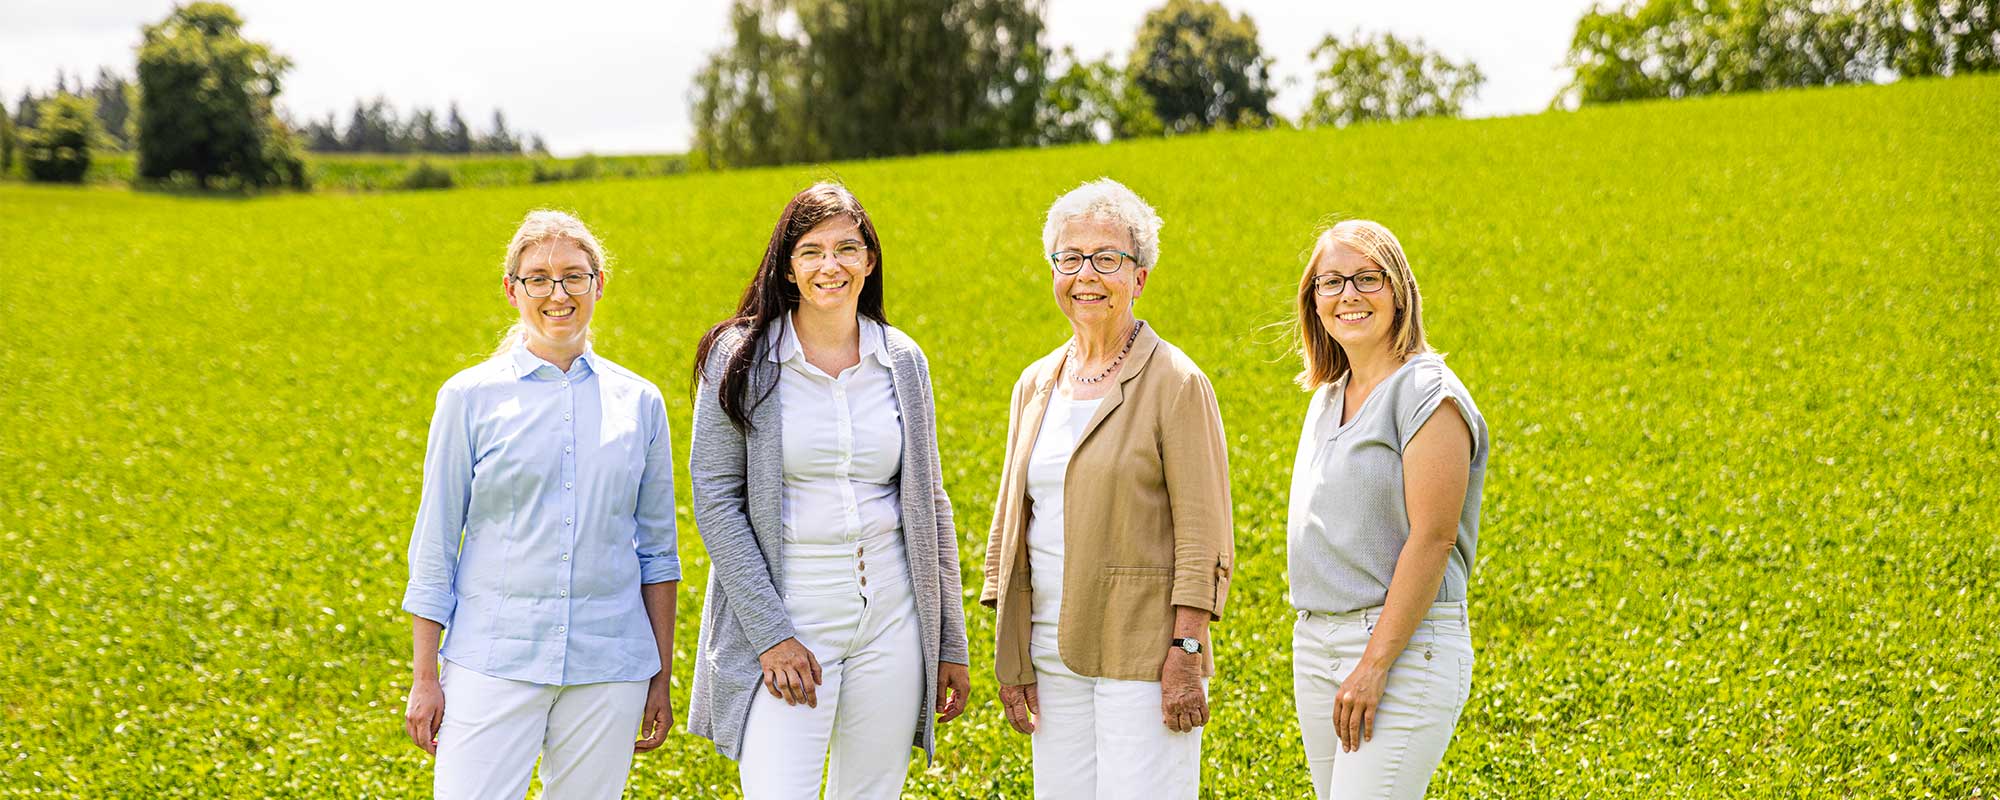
[1295,219,1429,389]
[493,209,613,356]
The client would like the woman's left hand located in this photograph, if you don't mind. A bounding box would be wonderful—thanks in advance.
[633,673,674,753]
[936,662,971,724]
[1334,661,1389,752]
[1159,649,1209,733]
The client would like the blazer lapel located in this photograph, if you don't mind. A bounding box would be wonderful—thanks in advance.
[1075,323,1162,447]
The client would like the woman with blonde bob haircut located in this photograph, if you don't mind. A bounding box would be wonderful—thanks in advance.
[402,210,681,799]
[1285,220,1489,799]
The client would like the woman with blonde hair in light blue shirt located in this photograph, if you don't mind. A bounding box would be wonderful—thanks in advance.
[401,209,681,800]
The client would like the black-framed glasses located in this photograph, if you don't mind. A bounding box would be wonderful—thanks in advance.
[792,242,869,269]
[1049,249,1134,275]
[1313,269,1389,296]
[513,272,597,298]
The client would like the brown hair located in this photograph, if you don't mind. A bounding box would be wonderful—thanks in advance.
[690,182,886,430]
[1295,220,1429,390]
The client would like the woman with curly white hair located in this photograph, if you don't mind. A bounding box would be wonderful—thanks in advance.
[982,178,1235,799]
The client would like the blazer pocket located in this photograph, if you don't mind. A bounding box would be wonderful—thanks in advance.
[1098,567,1174,670]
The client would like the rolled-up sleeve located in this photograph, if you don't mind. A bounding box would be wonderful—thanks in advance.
[403,383,473,626]
[634,387,682,584]
[1161,371,1234,618]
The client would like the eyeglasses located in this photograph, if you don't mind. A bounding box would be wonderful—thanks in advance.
[514,272,597,298]
[792,242,869,269]
[1312,269,1389,296]
[1049,249,1134,275]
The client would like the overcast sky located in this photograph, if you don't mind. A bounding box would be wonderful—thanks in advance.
[1,0,1595,156]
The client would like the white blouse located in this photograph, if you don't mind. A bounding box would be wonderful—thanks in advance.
[1024,395,1103,629]
[769,313,905,546]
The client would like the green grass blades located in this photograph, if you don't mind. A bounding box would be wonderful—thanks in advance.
[2,75,1997,797]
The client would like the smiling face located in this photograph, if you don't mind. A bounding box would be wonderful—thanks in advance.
[1052,217,1149,328]
[1312,241,1396,354]
[786,214,875,318]
[503,236,602,353]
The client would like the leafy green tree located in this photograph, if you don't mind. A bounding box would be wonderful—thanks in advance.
[690,1,821,168]
[1128,0,1277,133]
[1872,0,1999,76]
[1561,0,1996,106]
[1037,47,1164,144]
[691,0,1047,168]
[1,100,15,174]
[21,94,101,183]
[135,2,306,189]
[1305,31,1484,127]
[794,0,1046,158]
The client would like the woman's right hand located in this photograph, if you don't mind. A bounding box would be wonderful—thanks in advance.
[759,637,823,707]
[404,677,445,755]
[998,682,1040,735]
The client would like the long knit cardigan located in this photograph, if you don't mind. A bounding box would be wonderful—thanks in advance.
[686,323,969,761]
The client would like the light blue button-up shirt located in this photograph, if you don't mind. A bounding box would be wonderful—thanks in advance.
[403,342,680,686]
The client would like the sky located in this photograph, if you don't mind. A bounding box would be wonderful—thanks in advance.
[0,0,1597,157]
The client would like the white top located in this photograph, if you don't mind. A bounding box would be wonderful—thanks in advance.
[769,313,905,548]
[1025,395,1104,629]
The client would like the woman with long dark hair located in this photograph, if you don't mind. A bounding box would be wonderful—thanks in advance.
[685,182,970,798]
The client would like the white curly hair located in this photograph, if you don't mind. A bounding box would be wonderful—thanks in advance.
[1041,178,1165,269]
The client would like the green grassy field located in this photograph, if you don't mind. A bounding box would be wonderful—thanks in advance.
[3,76,1996,797]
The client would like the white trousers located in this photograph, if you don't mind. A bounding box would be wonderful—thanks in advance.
[433,660,650,800]
[1027,625,1203,800]
[1292,601,1475,800]
[738,575,924,800]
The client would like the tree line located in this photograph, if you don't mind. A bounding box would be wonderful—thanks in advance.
[688,0,1489,168]
[691,0,1993,168]
[4,0,1991,188]
[297,101,545,156]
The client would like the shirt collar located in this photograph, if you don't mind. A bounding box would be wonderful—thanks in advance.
[510,339,596,380]
[766,312,892,369]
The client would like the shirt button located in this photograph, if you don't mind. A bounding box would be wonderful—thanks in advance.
[858,560,866,571]
[564,516,573,525]
[564,482,573,490]
[564,412,571,421]
[556,625,567,634]
[564,445,573,454]
[856,546,864,556]
[561,380,569,388]
[859,576,868,587]
[560,589,568,598]
[562,553,570,561]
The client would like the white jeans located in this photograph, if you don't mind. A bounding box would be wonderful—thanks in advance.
[1027,625,1203,800]
[739,569,924,799]
[1292,601,1475,800]
[433,660,650,800]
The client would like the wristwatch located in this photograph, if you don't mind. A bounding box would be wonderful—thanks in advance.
[1170,637,1204,655]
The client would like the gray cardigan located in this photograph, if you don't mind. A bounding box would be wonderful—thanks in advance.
[686,322,969,762]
